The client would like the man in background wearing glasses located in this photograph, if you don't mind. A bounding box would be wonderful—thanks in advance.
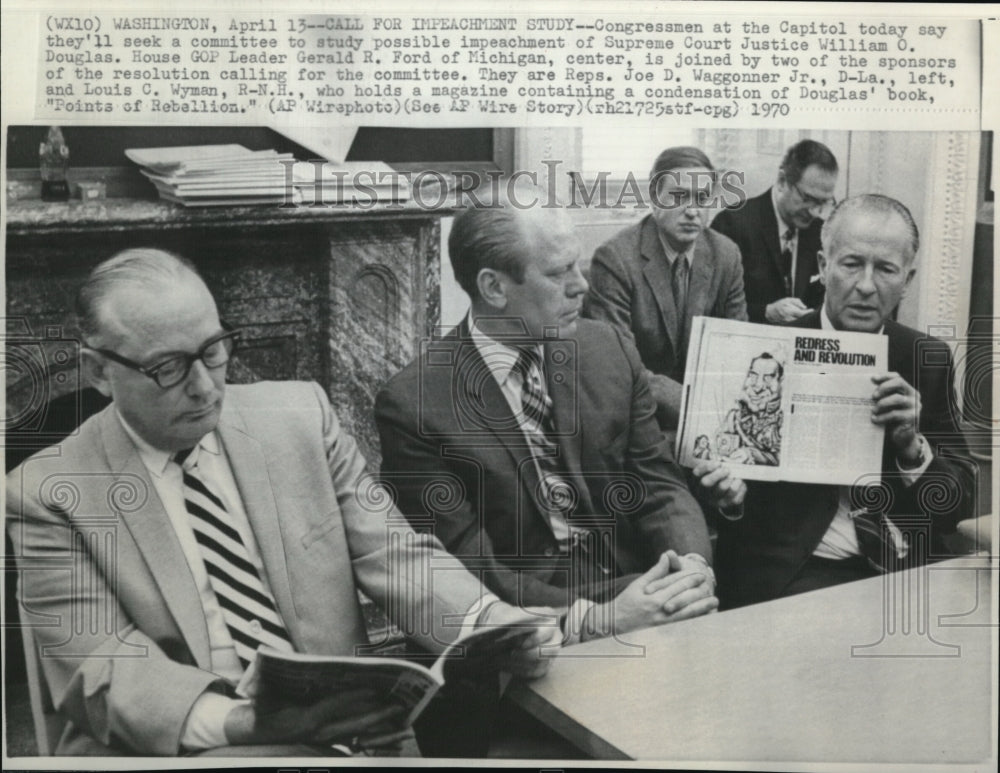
[713,139,838,325]
[5,248,558,756]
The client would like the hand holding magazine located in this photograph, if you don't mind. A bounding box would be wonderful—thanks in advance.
[677,317,889,485]
[235,608,554,728]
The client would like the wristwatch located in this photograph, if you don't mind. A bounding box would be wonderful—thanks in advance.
[898,434,929,470]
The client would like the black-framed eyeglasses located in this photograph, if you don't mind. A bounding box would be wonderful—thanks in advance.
[87,328,241,389]
[791,180,836,212]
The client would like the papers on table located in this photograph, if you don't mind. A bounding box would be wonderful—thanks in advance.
[127,145,294,206]
[291,160,410,205]
[125,145,409,207]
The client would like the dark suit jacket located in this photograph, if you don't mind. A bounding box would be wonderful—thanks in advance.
[586,215,748,390]
[712,188,825,323]
[716,311,976,608]
[5,382,484,755]
[375,318,712,610]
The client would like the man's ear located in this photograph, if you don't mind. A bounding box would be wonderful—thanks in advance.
[476,267,508,310]
[900,265,917,297]
[80,349,113,398]
[816,250,828,285]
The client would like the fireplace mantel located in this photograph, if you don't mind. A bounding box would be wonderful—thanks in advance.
[5,196,450,468]
[5,196,448,235]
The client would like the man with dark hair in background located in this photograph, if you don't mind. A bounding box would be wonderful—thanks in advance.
[586,146,748,427]
[713,139,839,325]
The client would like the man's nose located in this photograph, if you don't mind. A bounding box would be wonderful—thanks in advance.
[567,263,589,296]
[185,359,216,397]
[855,265,877,294]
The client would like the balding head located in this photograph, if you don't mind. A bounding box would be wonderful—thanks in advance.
[448,196,574,300]
[817,194,919,332]
[449,196,586,339]
[76,248,210,347]
[77,248,228,451]
[821,194,920,266]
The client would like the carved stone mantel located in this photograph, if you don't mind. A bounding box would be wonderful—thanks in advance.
[4,198,447,467]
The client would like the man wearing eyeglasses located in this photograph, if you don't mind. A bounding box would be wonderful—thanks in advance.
[5,248,559,756]
[712,139,838,325]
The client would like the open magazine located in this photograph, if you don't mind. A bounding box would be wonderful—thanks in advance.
[677,317,889,485]
[235,613,546,726]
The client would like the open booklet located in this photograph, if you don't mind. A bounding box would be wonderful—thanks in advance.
[676,317,889,485]
[235,612,546,726]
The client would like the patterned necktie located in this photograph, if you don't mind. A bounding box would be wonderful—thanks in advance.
[672,255,690,360]
[516,346,554,437]
[781,228,796,296]
[513,348,572,519]
[175,447,294,670]
[852,504,910,573]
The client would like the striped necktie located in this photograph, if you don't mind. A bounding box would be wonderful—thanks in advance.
[514,348,614,575]
[852,504,910,573]
[514,347,572,516]
[175,447,294,670]
[781,227,796,296]
[515,346,554,437]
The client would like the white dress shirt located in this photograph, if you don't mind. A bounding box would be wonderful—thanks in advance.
[118,415,255,749]
[657,231,693,289]
[119,412,500,750]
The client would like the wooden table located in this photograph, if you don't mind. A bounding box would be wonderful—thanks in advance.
[509,558,996,764]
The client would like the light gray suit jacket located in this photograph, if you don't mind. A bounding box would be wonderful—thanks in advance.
[585,215,748,423]
[6,381,485,755]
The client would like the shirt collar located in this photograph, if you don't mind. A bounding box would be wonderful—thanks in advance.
[820,305,884,335]
[469,313,540,387]
[116,409,218,477]
[657,229,692,267]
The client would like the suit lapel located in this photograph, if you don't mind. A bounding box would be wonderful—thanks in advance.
[216,403,298,643]
[455,336,546,523]
[100,409,212,668]
[639,216,680,351]
[686,234,716,318]
[756,190,785,279]
[546,339,585,490]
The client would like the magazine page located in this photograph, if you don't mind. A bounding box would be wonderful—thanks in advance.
[781,326,888,483]
[237,646,443,726]
[235,614,540,725]
[679,317,794,480]
[679,317,888,484]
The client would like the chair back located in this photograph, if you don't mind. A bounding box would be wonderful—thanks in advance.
[18,620,67,755]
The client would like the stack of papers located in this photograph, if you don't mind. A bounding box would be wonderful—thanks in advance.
[292,160,410,205]
[126,145,409,207]
[126,145,296,206]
